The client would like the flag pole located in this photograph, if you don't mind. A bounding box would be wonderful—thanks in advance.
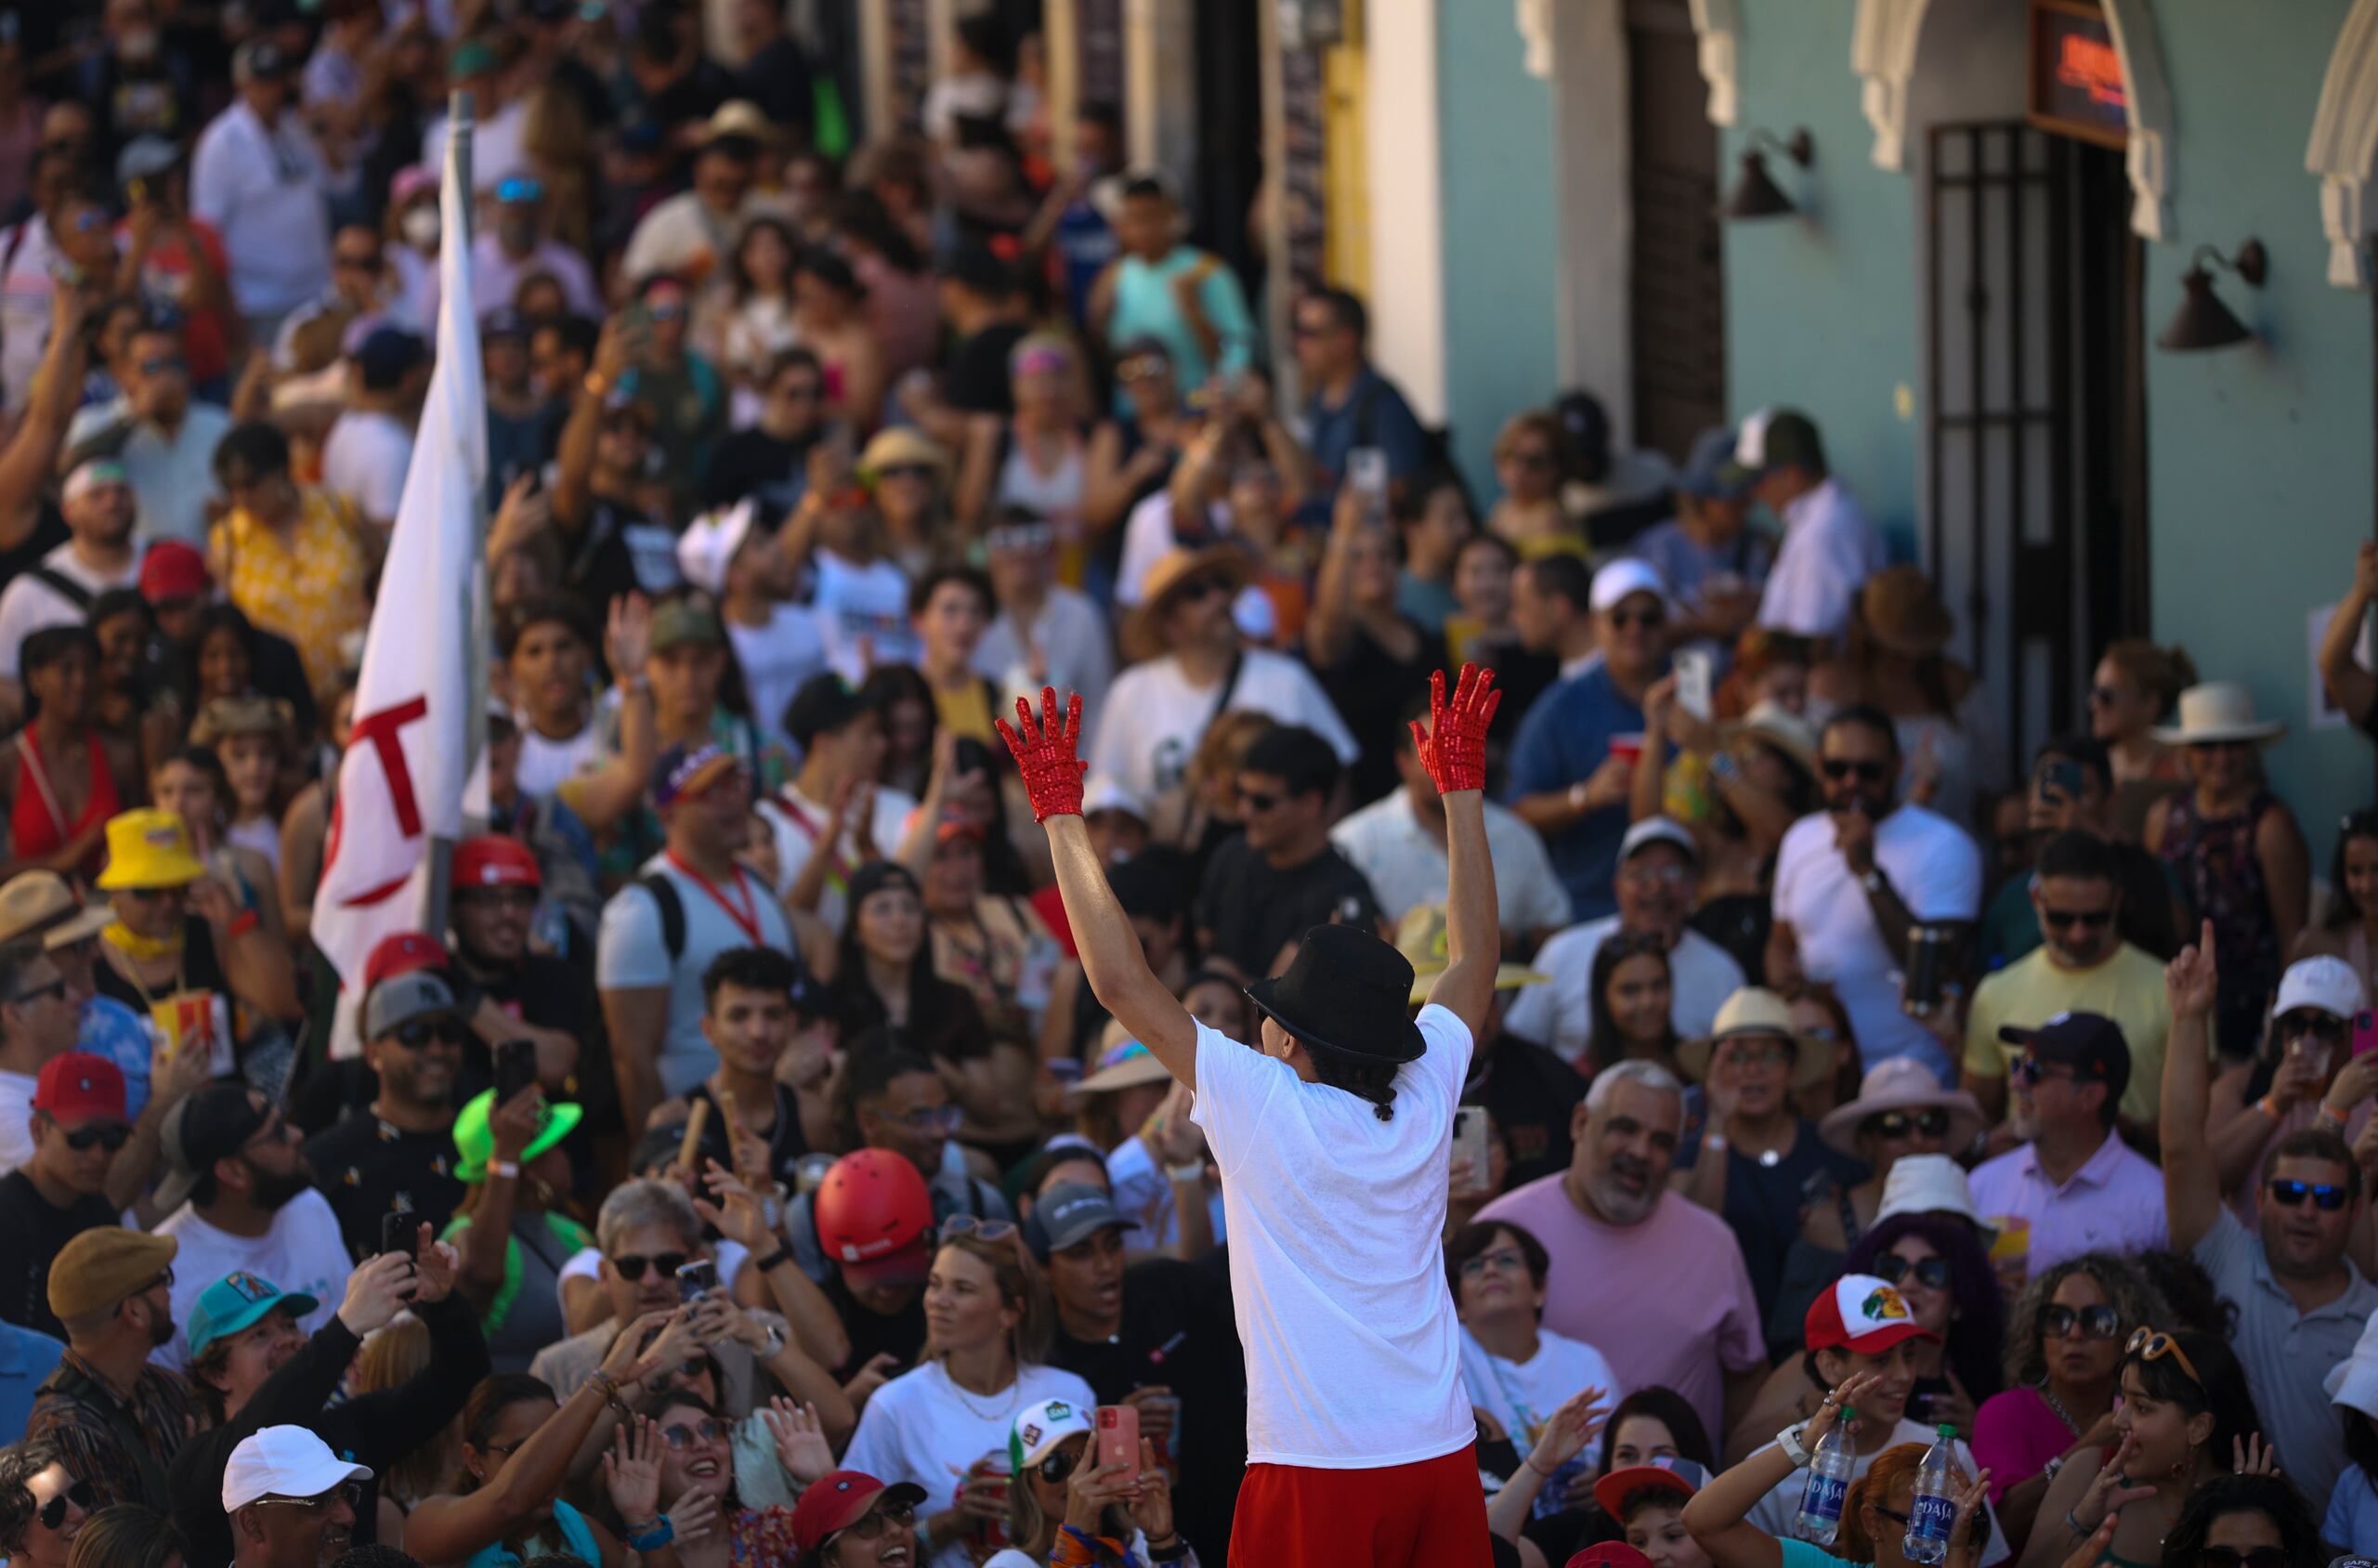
[421,86,484,945]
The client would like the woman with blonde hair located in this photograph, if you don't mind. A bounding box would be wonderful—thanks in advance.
[350,1314,458,1545]
[956,334,1092,570]
[2090,638,2198,839]
[1485,410,1583,559]
[188,695,294,875]
[841,1224,1096,1568]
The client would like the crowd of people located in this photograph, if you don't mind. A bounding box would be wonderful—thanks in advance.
[6,3,2378,1568]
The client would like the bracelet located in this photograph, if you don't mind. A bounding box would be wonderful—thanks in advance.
[1166,1162,1205,1184]
[761,1323,787,1357]
[2066,1510,2091,1537]
[226,909,260,938]
[2254,1095,2285,1122]
[625,1515,674,1551]
[1703,1133,1729,1153]
[490,1159,521,1180]
[2318,1103,2349,1130]
[1148,1534,1191,1562]
[1776,1423,1812,1468]
[752,1243,796,1274]
[1522,1451,1555,1479]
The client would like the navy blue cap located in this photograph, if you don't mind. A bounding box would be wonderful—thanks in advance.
[354,325,426,391]
[1677,425,1749,501]
[480,307,530,342]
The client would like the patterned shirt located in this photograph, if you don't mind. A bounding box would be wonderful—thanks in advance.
[208,488,371,705]
[26,1350,201,1510]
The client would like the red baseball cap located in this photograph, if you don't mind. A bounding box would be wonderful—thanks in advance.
[33,1052,127,1123]
[363,931,452,991]
[138,541,209,603]
[787,1470,927,1551]
[452,834,542,891]
[1569,1545,1657,1568]
[1805,1273,1940,1356]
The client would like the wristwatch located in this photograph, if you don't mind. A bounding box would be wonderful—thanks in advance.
[1777,1423,1812,1468]
[1862,868,1888,895]
[1568,780,1591,813]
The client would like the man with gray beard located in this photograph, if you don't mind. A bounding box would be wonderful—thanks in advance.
[1475,1059,1767,1445]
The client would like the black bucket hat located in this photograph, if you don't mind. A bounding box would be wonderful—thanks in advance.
[1245,923,1426,1065]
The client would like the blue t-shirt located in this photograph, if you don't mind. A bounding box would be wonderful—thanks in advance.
[1507,663,1652,921]
[79,995,155,1119]
[1630,516,1773,613]
[1303,366,1429,499]
[2328,1465,2378,1556]
[0,1320,64,1444]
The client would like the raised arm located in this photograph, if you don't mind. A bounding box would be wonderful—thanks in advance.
[1412,664,1502,1041]
[1684,1370,1878,1568]
[2161,921,2222,1251]
[2320,543,2378,730]
[1000,688,1198,1085]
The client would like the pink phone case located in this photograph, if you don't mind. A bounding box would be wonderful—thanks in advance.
[1095,1405,1141,1480]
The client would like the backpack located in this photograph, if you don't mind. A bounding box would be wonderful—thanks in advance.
[637,872,687,965]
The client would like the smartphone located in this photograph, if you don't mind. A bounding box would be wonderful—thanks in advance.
[1674,647,1714,722]
[1903,925,1948,1017]
[1094,1405,1141,1481]
[2039,759,2085,802]
[379,1210,421,1261]
[675,1258,718,1302]
[1346,447,1390,524]
[493,1039,539,1104]
[2355,1010,2378,1060]
[1451,1106,1490,1187]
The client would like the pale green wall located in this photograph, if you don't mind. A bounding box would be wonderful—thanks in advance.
[1436,0,1562,495]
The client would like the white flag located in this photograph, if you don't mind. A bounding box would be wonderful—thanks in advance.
[312,104,487,1010]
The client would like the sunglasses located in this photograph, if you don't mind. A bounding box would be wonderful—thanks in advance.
[1177,574,1234,603]
[391,1018,468,1050]
[1862,1106,1952,1141]
[879,1104,962,1134]
[1822,759,1888,782]
[2041,908,2115,930]
[2189,739,2254,754]
[660,1418,728,1449]
[35,1481,93,1531]
[2011,1055,2078,1087]
[2039,1302,2122,1340]
[1037,1445,1081,1483]
[1619,864,1691,888]
[1458,1248,1530,1281]
[773,382,822,401]
[874,463,934,481]
[1238,789,1282,815]
[2196,1550,2289,1568]
[333,252,380,270]
[1720,1039,1794,1066]
[1609,609,1666,632]
[2278,1012,2347,1042]
[56,1119,132,1152]
[1117,355,1169,382]
[2125,1326,2203,1386]
[939,1215,1016,1244]
[496,176,545,203]
[137,354,186,376]
[830,1500,917,1544]
[2267,1178,2350,1211]
[9,979,65,1005]
[609,1250,689,1283]
[1871,1253,1950,1291]
[254,1482,361,1514]
[459,886,538,912]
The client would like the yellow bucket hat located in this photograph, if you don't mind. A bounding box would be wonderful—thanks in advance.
[97,809,208,891]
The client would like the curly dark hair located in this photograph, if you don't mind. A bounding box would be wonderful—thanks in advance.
[2002,1251,2172,1391]
[2123,1327,2264,1470]
[2158,1473,2323,1568]
[0,1439,70,1555]
[1843,1213,2007,1402]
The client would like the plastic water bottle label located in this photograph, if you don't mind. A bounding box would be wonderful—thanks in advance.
[1799,1471,1847,1524]
[1909,1492,1955,1540]
[1535,1454,1591,1521]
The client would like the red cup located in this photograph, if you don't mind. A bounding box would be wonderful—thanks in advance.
[1607,733,1646,765]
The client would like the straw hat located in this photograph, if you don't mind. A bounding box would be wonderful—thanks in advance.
[1676,987,1833,1088]
[1722,699,1819,780]
[1072,1021,1172,1096]
[1859,565,1953,657]
[1122,545,1250,665]
[0,871,85,947]
[189,695,293,747]
[1393,904,1548,1005]
[1817,1056,1986,1156]
[2152,681,2284,745]
[858,426,950,480]
[96,809,207,891]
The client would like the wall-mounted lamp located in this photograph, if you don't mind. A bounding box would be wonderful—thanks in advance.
[2156,240,2267,352]
[1721,128,1815,220]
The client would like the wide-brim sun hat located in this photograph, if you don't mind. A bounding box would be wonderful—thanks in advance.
[1858,565,1953,658]
[1722,699,1820,781]
[1393,904,1548,1004]
[1818,1056,1987,1156]
[1676,987,1833,1089]
[1122,545,1252,665]
[2152,681,2284,745]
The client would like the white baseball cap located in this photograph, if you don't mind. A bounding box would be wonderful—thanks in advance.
[1620,816,1697,867]
[674,499,761,596]
[223,1426,372,1513]
[2276,955,2366,1022]
[1081,774,1148,823]
[1588,558,1671,615]
[1008,1397,1094,1472]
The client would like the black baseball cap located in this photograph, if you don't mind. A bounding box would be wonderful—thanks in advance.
[154,1082,271,1211]
[1998,1011,2131,1104]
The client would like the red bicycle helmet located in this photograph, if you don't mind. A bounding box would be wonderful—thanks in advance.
[451,832,542,890]
[813,1149,934,1288]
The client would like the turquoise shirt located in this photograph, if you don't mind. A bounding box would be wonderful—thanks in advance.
[1104,246,1258,399]
[464,1497,602,1567]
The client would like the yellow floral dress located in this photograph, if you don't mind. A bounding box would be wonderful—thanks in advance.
[208,489,372,706]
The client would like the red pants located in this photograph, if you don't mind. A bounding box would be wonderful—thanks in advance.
[1228,1444,1494,1567]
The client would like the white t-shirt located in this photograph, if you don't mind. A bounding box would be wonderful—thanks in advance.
[755,781,918,926]
[1188,1004,1475,1469]
[0,545,142,680]
[1504,918,1747,1066]
[1087,649,1359,803]
[595,855,795,1100]
[419,98,529,194]
[727,605,828,758]
[189,101,333,319]
[1330,790,1574,939]
[841,1359,1097,1568]
[1457,1326,1618,1448]
[1745,1420,2009,1566]
[973,588,1116,748]
[0,1068,34,1175]
[0,215,56,414]
[1104,1131,1226,1252]
[513,717,605,799]
[811,552,916,684]
[1115,490,1222,606]
[152,1188,353,1371]
[320,409,415,526]
[1771,804,1982,1079]
[1757,478,1886,642]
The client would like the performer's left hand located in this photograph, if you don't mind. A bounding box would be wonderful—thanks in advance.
[1409,663,1501,795]
[995,686,1089,821]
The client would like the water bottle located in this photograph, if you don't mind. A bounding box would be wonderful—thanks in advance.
[1902,1424,1961,1565]
[1794,1407,1857,1545]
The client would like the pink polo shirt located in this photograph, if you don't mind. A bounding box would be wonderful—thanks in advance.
[1474,1178,1765,1442]
[1968,1128,2168,1274]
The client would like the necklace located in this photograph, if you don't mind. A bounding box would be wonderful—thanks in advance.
[2037,1379,2081,1436]
[939,1358,1022,1423]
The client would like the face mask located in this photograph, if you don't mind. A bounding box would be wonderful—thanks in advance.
[497,214,535,250]
[401,206,440,250]
[120,26,160,61]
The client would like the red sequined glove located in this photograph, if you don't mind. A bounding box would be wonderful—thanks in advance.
[1408,663,1500,794]
[995,686,1089,822]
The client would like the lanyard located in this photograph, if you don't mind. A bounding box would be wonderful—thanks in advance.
[774,792,850,895]
[666,852,765,947]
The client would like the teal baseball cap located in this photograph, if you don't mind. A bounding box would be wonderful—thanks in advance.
[186,1270,318,1358]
